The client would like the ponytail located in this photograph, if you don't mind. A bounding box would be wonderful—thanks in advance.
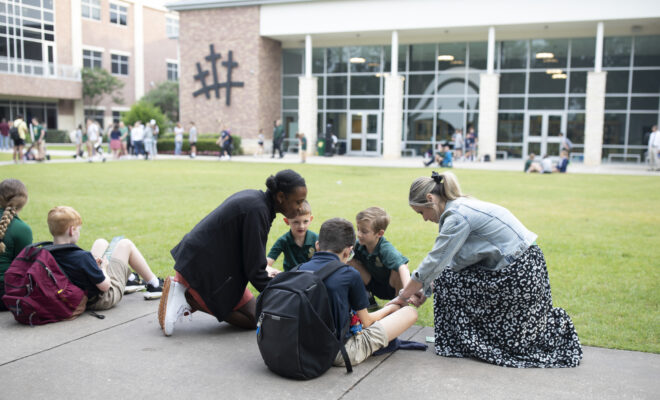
[0,207,17,254]
[265,169,306,197]
[0,179,28,254]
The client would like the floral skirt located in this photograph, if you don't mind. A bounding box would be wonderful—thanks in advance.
[433,245,582,368]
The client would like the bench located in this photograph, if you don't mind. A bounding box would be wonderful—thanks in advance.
[495,151,508,160]
[401,149,417,157]
[607,153,640,163]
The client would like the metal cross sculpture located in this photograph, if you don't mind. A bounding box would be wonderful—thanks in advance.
[193,44,245,106]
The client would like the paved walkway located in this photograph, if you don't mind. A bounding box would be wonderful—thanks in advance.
[1,293,658,399]
[1,148,658,176]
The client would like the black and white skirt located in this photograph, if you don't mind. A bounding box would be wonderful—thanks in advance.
[433,245,582,368]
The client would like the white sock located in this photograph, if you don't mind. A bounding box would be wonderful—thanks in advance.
[128,273,137,281]
[147,277,160,287]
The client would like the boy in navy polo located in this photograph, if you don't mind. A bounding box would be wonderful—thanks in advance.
[298,218,417,367]
[349,207,411,303]
[267,200,318,274]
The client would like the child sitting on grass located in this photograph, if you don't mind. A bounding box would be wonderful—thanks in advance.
[298,218,418,367]
[266,200,318,275]
[47,206,163,310]
[349,207,411,307]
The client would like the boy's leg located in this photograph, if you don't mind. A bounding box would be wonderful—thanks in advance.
[224,291,257,329]
[348,259,372,285]
[110,238,157,283]
[389,269,404,294]
[378,306,418,341]
[90,238,109,259]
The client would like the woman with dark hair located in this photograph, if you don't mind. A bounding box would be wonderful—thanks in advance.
[390,171,582,368]
[159,169,307,336]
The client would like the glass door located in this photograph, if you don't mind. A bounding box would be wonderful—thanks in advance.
[348,112,380,156]
[524,112,564,158]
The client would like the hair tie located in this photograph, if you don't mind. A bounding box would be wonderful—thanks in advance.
[431,171,443,185]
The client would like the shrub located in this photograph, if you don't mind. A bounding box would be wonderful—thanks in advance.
[44,130,71,143]
[157,135,243,155]
[122,101,169,133]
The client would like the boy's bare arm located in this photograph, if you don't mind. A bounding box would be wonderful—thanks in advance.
[398,264,411,287]
[356,304,401,328]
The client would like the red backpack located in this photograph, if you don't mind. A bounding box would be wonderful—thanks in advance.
[2,242,88,326]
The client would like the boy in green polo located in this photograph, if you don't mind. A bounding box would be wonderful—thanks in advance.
[267,200,318,273]
[349,207,411,303]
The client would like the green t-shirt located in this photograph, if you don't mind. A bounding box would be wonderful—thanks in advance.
[34,124,44,141]
[120,126,129,142]
[0,209,33,283]
[267,230,318,271]
[353,236,409,286]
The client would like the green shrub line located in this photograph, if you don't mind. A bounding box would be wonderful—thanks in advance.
[157,135,243,155]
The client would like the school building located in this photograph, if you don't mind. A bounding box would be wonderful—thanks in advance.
[0,0,179,131]
[167,0,660,165]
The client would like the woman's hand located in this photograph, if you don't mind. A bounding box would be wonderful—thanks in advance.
[385,296,408,308]
[409,291,427,307]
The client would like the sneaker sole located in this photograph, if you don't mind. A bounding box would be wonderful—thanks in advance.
[144,291,162,300]
[158,277,173,336]
[124,285,145,294]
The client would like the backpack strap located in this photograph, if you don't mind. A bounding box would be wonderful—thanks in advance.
[42,243,82,252]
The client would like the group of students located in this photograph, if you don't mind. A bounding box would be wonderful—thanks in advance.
[72,119,163,162]
[2,167,583,372]
[0,179,164,314]
[0,115,48,163]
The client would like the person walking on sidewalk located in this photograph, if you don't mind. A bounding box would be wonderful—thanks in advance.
[158,169,308,336]
[272,119,285,159]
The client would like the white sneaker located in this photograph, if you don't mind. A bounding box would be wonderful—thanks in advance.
[158,277,192,336]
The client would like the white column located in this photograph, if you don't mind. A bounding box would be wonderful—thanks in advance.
[383,31,403,159]
[478,27,499,161]
[298,35,317,154]
[487,26,495,74]
[595,22,604,73]
[134,1,145,99]
[71,0,84,127]
[585,71,607,166]
[305,35,312,78]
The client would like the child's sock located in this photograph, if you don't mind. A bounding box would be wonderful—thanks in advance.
[147,277,160,288]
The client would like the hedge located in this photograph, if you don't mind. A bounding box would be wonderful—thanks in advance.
[45,130,71,143]
[157,135,243,155]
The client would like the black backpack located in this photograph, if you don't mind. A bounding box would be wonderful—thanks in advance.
[9,126,19,141]
[256,260,352,380]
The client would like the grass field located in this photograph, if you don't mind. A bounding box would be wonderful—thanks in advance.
[2,160,658,353]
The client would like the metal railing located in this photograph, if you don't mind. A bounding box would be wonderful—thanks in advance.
[0,57,81,80]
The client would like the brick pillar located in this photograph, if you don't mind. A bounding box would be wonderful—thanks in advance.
[478,73,499,161]
[298,76,317,155]
[383,75,404,159]
[584,71,607,166]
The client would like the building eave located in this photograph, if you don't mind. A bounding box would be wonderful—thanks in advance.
[166,0,312,11]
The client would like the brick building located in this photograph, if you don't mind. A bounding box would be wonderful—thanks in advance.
[0,0,179,132]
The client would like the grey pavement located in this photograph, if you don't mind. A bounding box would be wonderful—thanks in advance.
[1,293,658,400]
[1,147,659,176]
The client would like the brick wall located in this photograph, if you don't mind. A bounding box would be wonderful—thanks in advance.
[179,6,281,138]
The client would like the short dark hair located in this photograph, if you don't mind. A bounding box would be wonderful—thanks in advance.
[318,218,355,253]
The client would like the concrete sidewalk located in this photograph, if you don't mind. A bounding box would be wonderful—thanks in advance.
[1,293,658,400]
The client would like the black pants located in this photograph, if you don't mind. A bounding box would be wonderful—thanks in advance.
[0,286,7,311]
[272,139,283,158]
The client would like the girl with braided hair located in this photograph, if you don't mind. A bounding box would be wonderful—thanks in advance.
[0,179,32,311]
[390,171,582,368]
[159,169,307,336]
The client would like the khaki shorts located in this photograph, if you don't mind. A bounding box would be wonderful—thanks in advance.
[87,257,132,311]
[333,321,388,367]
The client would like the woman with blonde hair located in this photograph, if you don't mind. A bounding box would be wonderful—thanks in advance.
[0,179,33,311]
[390,171,582,368]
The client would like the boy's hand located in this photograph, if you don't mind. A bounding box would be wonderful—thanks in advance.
[266,266,280,278]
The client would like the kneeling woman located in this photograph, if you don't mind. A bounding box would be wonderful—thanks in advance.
[159,169,307,336]
[393,172,582,368]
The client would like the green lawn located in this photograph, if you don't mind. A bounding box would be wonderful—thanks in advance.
[3,160,658,353]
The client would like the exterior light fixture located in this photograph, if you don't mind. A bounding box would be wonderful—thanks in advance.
[349,57,366,64]
[437,55,455,61]
[551,73,567,79]
[535,52,554,59]
[545,69,563,74]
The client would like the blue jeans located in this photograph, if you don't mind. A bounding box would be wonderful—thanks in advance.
[133,140,144,156]
[0,135,9,150]
[174,140,182,155]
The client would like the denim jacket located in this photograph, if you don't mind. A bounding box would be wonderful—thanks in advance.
[412,197,537,296]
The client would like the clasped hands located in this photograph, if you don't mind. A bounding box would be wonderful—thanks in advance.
[387,289,426,308]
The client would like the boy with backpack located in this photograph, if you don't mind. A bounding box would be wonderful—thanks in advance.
[266,200,317,274]
[46,206,163,309]
[298,218,417,367]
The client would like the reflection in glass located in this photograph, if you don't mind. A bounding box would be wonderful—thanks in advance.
[326,76,347,95]
[326,98,346,109]
[499,73,525,93]
[282,77,298,96]
[632,70,660,93]
[499,97,524,109]
[633,35,660,67]
[548,115,562,136]
[436,97,466,111]
[326,47,347,73]
[407,97,433,111]
[570,38,595,68]
[325,112,347,139]
[283,49,303,75]
[497,113,524,142]
[603,37,632,67]
[312,48,324,73]
[282,98,298,110]
[407,112,433,141]
[436,111,464,142]
[384,45,406,73]
[409,44,435,71]
[528,97,564,110]
[605,70,629,93]
[408,74,435,95]
[469,42,487,70]
[497,145,523,158]
[570,71,587,93]
[530,39,568,69]
[351,75,380,95]
[568,97,586,110]
[567,113,585,144]
[603,113,626,145]
[528,114,542,136]
[529,72,566,94]
[437,43,466,71]
[605,97,627,110]
[437,73,468,96]
[628,114,659,145]
[350,98,379,110]
[348,46,382,73]
[500,40,527,69]
[631,97,659,110]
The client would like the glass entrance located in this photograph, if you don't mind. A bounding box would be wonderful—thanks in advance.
[348,112,380,156]
[525,112,564,158]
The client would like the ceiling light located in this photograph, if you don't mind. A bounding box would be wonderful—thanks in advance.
[450,59,464,65]
[367,62,380,67]
[349,57,366,64]
[545,69,563,75]
[551,73,567,79]
[543,58,558,63]
[437,55,455,61]
[535,52,555,59]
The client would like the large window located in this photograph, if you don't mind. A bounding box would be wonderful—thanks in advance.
[83,49,102,68]
[167,61,178,81]
[85,108,105,128]
[82,0,101,21]
[0,99,58,129]
[166,17,179,38]
[111,53,128,76]
[110,3,127,26]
